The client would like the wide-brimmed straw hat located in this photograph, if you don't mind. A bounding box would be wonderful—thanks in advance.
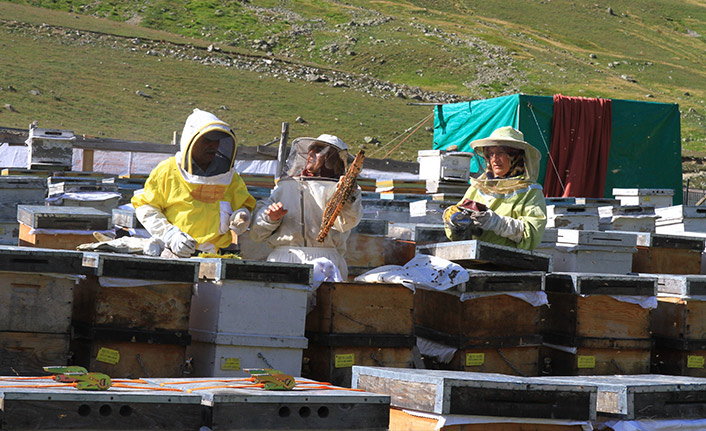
[469,126,541,181]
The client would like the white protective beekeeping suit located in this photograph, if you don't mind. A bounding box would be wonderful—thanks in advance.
[249,134,363,280]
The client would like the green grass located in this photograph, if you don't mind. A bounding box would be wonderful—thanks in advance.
[1,0,705,163]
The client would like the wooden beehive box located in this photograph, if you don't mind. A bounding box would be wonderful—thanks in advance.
[385,222,447,244]
[0,246,90,375]
[546,229,639,275]
[655,205,706,234]
[546,204,599,230]
[541,374,706,420]
[352,366,597,421]
[613,188,674,208]
[651,274,706,377]
[632,232,705,274]
[17,205,112,250]
[414,270,545,376]
[542,272,657,376]
[71,252,199,378]
[345,233,416,278]
[305,281,416,387]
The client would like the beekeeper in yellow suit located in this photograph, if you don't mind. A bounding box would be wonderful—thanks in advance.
[132,108,255,257]
[443,126,547,250]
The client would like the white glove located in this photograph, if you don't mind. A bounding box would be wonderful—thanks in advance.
[162,225,197,258]
[471,209,525,243]
[143,237,165,257]
[229,208,251,236]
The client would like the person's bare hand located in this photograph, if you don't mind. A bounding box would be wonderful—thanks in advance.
[265,202,288,221]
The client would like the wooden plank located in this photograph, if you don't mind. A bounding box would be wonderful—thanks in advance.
[19,222,97,250]
[306,282,414,335]
[388,408,586,431]
[72,275,192,332]
[17,204,112,230]
[416,240,551,272]
[0,245,90,274]
[151,377,390,431]
[351,367,597,420]
[545,272,657,295]
[82,252,199,283]
[0,332,70,375]
[0,271,74,333]
[196,258,312,284]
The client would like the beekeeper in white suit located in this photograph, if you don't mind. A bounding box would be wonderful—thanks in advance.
[249,134,363,281]
[132,108,255,257]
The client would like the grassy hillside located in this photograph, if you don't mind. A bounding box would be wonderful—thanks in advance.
[1,1,705,169]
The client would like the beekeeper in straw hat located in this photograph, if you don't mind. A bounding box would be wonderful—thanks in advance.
[249,133,363,282]
[442,126,547,250]
[132,108,255,257]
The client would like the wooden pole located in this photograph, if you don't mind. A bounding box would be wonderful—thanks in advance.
[277,122,290,178]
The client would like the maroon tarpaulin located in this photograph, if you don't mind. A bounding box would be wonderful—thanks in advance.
[543,94,612,198]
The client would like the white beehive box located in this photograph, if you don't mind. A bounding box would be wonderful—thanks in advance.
[188,260,312,377]
[598,205,658,233]
[655,205,706,234]
[546,244,636,274]
[417,150,472,182]
[613,188,674,208]
[25,127,75,170]
[546,205,600,230]
[187,331,308,378]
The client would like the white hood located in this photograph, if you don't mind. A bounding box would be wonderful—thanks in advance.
[179,108,237,176]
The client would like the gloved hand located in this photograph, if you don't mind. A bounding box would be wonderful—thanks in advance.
[443,207,483,239]
[162,225,197,258]
[470,209,525,243]
[228,208,251,236]
[143,237,165,257]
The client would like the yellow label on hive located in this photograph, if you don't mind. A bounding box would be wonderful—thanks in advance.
[335,354,355,368]
[221,357,241,371]
[687,355,705,369]
[96,347,120,365]
[465,353,485,366]
[577,356,596,369]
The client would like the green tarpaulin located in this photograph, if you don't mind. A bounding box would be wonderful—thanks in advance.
[433,94,682,204]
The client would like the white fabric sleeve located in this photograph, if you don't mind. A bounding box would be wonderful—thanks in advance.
[134,204,176,240]
[478,209,525,243]
[248,199,283,242]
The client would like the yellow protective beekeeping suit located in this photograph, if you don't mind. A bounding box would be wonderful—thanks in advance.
[132,109,255,252]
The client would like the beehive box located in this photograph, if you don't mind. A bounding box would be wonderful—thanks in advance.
[0,246,90,374]
[414,270,545,376]
[655,205,706,234]
[152,377,391,431]
[545,229,639,274]
[416,240,552,272]
[385,222,447,244]
[417,150,472,182]
[613,188,674,208]
[540,374,706,420]
[542,272,657,375]
[345,233,416,278]
[25,127,75,169]
[632,232,705,274]
[651,276,706,377]
[304,281,416,387]
[352,366,597,420]
[598,205,658,232]
[188,259,312,378]
[0,378,203,430]
[546,204,599,230]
